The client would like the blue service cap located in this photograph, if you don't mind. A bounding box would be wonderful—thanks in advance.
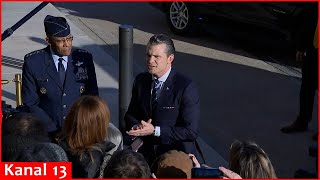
[44,15,70,37]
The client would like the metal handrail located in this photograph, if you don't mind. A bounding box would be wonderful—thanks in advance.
[2,74,22,106]
[2,2,48,41]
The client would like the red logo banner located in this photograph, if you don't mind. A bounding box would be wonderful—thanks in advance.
[0,162,71,179]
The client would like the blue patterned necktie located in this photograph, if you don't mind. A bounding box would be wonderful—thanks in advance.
[151,79,161,111]
[58,58,66,85]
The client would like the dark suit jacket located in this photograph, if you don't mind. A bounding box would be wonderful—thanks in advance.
[125,70,204,163]
[295,3,318,52]
[22,46,99,132]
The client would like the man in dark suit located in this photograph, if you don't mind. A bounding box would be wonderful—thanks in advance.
[281,3,318,136]
[125,34,204,165]
[22,15,99,140]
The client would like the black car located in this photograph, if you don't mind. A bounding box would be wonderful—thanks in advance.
[150,2,316,43]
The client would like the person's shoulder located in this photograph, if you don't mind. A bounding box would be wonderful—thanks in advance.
[173,72,199,94]
[24,48,46,61]
[136,72,150,78]
[135,72,151,82]
[73,48,92,57]
[72,48,93,63]
[100,140,116,153]
[174,71,194,85]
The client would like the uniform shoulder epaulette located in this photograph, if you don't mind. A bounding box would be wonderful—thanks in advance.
[25,49,44,58]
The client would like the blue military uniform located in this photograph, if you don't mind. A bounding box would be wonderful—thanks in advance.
[22,15,99,133]
[22,46,99,132]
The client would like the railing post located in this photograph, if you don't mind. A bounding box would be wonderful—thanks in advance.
[119,25,133,133]
[15,74,22,106]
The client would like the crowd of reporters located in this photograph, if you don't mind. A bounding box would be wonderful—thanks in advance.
[2,95,280,179]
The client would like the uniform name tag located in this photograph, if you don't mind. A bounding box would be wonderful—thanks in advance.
[75,67,88,80]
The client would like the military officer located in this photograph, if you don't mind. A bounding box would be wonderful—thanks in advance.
[22,15,99,140]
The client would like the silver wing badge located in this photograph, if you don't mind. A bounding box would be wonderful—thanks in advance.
[75,61,84,66]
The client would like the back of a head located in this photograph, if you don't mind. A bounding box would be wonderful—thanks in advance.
[2,112,48,138]
[229,140,277,178]
[62,95,110,155]
[103,149,150,178]
[16,142,68,162]
[155,150,193,178]
[2,113,49,161]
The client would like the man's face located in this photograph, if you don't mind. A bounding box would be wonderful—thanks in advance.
[46,34,73,56]
[146,43,174,78]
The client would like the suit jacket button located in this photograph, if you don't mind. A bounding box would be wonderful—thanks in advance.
[63,105,66,108]
[63,93,66,96]
[63,116,66,120]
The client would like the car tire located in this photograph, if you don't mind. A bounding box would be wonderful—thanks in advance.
[166,2,194,35]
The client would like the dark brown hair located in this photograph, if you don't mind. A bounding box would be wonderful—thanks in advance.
[103,149,151,178]
[147,34,175,56]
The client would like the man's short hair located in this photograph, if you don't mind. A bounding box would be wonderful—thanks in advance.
[103,149,151,178]
[155,150,193,178]
[16,142,68,162]
[2,112,48,138]
[147,34,175,56]
[2,113,49,161]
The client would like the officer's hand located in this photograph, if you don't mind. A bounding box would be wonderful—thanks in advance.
[296,51,305,62]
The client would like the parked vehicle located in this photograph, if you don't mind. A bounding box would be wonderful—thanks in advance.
[150,2,316,44]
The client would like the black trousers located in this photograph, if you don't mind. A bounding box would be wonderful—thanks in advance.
[299,48,318,123]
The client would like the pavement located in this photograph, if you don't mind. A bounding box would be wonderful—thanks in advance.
[2,2,227,168]
[2,2,317,177]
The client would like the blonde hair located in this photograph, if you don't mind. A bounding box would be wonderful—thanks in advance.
[229,140,277,178]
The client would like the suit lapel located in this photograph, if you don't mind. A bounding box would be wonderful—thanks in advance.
[44,46,63,90]
[142,74,153,119]
[156,70,175,112]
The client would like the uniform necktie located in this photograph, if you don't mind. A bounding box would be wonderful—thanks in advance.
[58,58,66,85]
[151,79,161,111]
